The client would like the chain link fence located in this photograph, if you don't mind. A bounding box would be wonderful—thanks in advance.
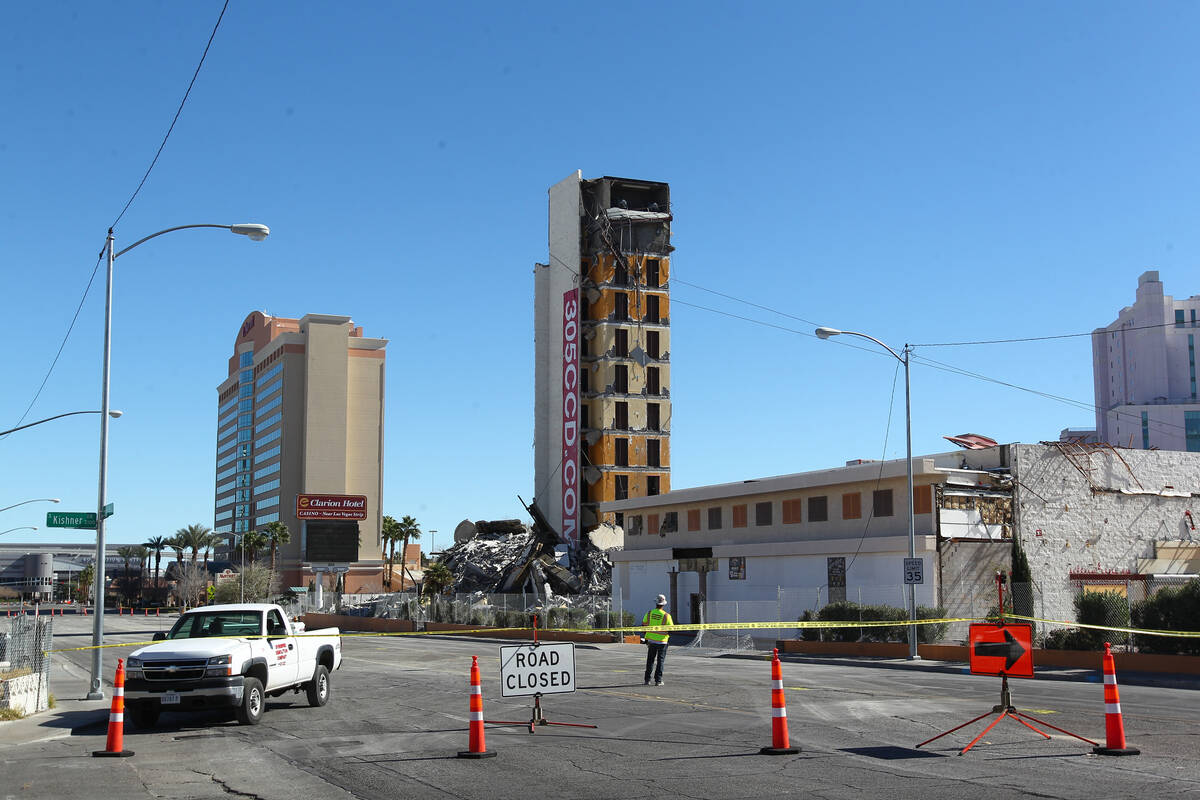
[1,614,53,716]
[283,591,619,630]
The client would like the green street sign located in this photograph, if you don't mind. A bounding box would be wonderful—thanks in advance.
[47,512,97,530]
[46,505,114,529]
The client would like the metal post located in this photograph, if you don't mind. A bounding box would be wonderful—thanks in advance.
[904,344,919,660]
[88,230,115,700]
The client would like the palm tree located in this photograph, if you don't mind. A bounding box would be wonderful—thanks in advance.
[263,521,291,575]
[144,535,168,592]
[116,545,139,604]
[240,529,269,563]
[166,534,185,565]
[397,515,422,590]
[135,545,149,603]
[381,515,401,589]
[176,523,212,564]
[422,561,452,597]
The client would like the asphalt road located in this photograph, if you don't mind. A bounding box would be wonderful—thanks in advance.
[2,613,1198,800]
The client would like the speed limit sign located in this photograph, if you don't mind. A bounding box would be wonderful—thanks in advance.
[903,558,924,585]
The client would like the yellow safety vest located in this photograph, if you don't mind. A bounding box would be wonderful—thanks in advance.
[643,607,673,643]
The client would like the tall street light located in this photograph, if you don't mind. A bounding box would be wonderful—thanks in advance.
[89,222,269,700]
[0,498,61,514]
[1,410,123,438]
[0,526,39,537]
[815,326,920,661]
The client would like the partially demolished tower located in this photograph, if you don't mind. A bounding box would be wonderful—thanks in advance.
[535,172,673,548]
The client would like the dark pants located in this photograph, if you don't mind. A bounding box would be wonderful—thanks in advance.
[645,641,667,683]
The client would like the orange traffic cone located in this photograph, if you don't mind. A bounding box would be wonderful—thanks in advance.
[760,648,800,755]
[1093,642,1140,756]
[93,659,134,758]
[457,655,496,759]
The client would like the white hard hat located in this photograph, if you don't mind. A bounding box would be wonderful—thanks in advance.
[656,594,667,606]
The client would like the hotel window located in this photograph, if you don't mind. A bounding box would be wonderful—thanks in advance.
[708,506,722,530]
[842,492,862,520]
[580,404,589,431]
[614,261,628,286]
[627,515,642,535]
[647,403,660,431]
[647,439,660,467]
[615,438,629,467]
[1186,411,1200,453]
[732,504,748,528]
[1142,412,1150,450]
[615,401,628,430]
[661,511,678,532]
[647,475,660,495]
[254,512,279,525]
[615,293,629,320]
[647,331,660,360]
[808,496,828,522]
[240,369,253,384]
[256,495,279,511]
[646,296,660,323]
[239,351,253,368]
[647,367,660,395]
[239,398,253,412]
[239,384,253,399]
[873,489,894,517]
[615,328,628,358]
[1176,310,1186,328]
[615,474,629,500]
[756,502,772,526]
[646,259,660,288]
[614,365,628,393]
[582,366,589,393]
[687,509,700,531]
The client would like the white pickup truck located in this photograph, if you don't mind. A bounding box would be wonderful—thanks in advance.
[124,603,341,727]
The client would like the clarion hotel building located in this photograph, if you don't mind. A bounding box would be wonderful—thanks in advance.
[213,311,387,591]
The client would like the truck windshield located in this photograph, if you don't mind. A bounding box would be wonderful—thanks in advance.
[166,611,263,640]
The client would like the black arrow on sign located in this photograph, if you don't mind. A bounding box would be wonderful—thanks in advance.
[973,628,1026,670]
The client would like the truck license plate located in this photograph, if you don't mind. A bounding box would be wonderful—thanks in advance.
[162,692,181,705]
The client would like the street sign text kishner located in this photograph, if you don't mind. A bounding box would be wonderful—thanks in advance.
[295,494,367,520]
[499,642,576,697]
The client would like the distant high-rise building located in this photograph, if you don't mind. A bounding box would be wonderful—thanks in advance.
[535,172,673,546]
[1090,271,1200,451]
[214,312,387,589]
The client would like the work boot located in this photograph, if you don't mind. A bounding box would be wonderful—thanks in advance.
[655,680,664,686]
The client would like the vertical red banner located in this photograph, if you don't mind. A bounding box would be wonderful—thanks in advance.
[561,288,580,548]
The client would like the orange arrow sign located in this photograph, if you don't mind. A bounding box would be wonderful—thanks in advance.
[968,623,1034,679]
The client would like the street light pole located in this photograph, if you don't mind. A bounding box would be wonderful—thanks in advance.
[816,327,920,660]
[0,410,122,438]
[0,498,60,514]
[88,222,269,700]
[0,527,39,537]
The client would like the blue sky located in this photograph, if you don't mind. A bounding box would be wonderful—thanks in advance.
[3,2,1199,553]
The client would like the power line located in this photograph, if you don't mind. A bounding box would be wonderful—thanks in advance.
[111,0,230,229]
[913,319,1192,347]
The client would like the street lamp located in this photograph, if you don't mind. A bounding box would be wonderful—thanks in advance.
[0,526,39,537]
[815,326,920,661]
[0,410,123,438]
[0,498,61,514]
[89,223,269,700]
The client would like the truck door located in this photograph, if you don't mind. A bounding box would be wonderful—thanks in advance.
[265,608,300,689]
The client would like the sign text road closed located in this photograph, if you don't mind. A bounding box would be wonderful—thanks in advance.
[499,642,576,697]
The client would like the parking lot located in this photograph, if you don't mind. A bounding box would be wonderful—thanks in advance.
[2,613,1198,800]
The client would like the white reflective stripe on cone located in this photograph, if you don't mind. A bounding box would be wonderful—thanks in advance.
[772,680,783,690]
[110,713,123,722]
[1104,674,1117,685]
[1105,703,1121,714]
[470,685,481,695]
[771,707,787,718]
[469,712,484,722]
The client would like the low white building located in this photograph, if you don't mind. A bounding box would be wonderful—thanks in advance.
[601,443,1200,641]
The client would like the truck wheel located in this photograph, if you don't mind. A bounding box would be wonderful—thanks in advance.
[306,665,330,707]
[130,702,159,729]
[237,677,265,725]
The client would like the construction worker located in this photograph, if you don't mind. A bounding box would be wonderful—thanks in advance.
[642,594,674,686]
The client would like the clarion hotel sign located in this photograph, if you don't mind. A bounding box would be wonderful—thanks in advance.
[295,494,368,520]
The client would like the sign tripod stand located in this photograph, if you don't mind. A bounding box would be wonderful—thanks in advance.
[916,572,1097,755]
[487,616,599,735]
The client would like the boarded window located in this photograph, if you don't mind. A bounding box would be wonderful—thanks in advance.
[648,514,660,535]
[913,485,932,515]
[756,502,772,525]
[873,489,894,517]
[842,493,862,520]
[782,499,802,524]
[708,507,722,530]
[687,509,701,531]
[808,496,828,522]
[732,504,748,528]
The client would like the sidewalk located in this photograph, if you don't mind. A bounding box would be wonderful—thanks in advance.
[0,646,111,748]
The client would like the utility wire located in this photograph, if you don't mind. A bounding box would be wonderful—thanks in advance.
[913,319,1194,347]
[111,0,230,229]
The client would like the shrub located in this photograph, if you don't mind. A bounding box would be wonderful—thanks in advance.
[1132,579,1200,655]
[799,603,947,643]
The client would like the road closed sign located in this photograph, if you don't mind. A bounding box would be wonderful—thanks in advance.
[499,642,576,697]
